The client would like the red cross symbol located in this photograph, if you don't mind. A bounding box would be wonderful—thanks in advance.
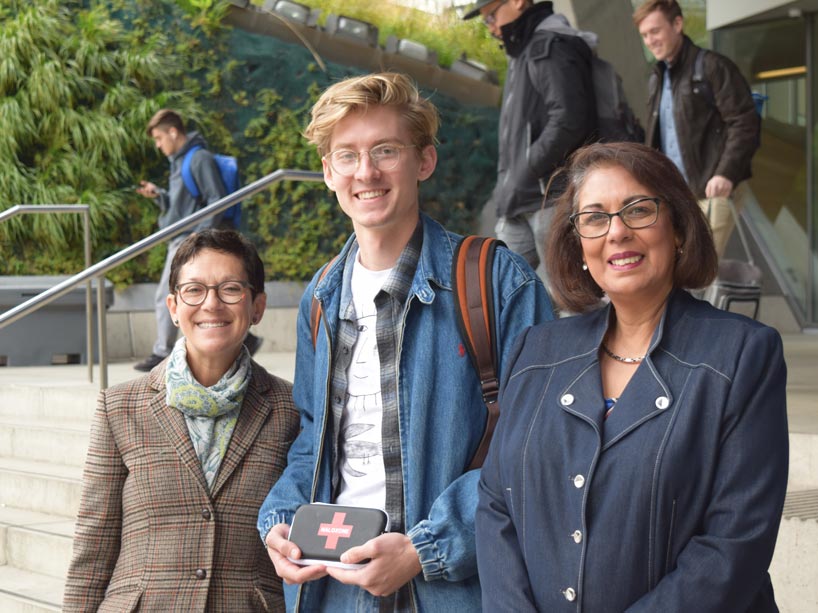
[317,512,353,550]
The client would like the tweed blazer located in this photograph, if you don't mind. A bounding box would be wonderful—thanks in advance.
[63,359,299,613]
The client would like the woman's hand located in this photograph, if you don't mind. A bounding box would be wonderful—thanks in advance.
[264,523,328,585]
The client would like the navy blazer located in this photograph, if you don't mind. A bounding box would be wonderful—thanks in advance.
[476,290,788,612]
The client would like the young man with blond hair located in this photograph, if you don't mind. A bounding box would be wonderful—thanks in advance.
[634,0,760,258]
[257,72,551,611]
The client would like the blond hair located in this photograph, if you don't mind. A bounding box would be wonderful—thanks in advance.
[304,72,439,156]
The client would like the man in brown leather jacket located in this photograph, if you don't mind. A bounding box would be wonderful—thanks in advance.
[634,0,760,258]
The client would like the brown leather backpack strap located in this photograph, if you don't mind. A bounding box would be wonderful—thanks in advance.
[452,236,502,471]
[310,256,338,349]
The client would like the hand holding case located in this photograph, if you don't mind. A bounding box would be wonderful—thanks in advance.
[287,503,390,569]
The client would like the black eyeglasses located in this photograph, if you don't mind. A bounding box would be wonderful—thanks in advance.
[323,143,415,176]
[175,281,251,306]
[483,0,508,26]
[569,197,662,239]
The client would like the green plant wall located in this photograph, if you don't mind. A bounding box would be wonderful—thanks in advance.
[0,0,499,283]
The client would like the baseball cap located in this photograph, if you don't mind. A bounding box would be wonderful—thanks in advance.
[461,0,496,20]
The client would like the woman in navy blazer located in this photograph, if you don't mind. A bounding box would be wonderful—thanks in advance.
[475,142,788,612]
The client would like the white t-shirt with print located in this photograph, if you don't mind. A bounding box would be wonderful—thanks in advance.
[334,256,392,511]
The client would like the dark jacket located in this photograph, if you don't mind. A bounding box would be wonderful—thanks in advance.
[155,131,226,231]
[646,36,760,199]
[491,2,596,218]
[476,289,788,612]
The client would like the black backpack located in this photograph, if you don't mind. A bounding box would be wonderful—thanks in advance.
[591,55,646,143]
[533,21,644,143]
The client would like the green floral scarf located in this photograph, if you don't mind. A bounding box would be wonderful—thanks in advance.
[165,337,252,490]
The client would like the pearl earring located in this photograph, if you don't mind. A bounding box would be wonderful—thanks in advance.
[582,262,588,271]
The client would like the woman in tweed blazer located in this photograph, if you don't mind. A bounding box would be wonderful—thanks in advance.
[64,230,299,612]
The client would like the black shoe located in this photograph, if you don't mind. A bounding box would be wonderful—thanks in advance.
[134,353,165,372]
[245,333,263,357]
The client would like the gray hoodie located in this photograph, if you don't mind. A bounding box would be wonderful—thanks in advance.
[154,131,226,232]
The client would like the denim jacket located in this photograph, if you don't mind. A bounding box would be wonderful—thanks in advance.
[476,289,788,612]
[258,214,552,612]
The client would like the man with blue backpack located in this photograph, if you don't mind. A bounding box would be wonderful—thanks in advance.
[134,109,260,372]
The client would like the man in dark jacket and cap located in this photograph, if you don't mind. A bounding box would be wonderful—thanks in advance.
[463,0,596,288]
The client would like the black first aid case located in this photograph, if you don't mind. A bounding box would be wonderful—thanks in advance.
[287,503,390,569]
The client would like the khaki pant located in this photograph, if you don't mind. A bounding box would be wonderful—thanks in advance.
[698,181,748,259]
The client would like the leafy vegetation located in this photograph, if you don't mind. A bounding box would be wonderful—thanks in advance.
[251,0,507,77]
[0,0,223,282]
[1,0,500,283]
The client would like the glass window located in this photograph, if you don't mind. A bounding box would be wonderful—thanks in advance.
[715,17,810,321]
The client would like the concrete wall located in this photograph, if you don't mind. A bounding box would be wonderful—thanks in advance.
[707,0,794,29]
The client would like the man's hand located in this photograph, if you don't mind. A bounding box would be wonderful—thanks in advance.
[705,175,734,199]
[135,181,159,198]
[324,532,422,597]
[264,523,328,585]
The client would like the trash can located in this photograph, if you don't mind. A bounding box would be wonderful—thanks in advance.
[0,276,114,366]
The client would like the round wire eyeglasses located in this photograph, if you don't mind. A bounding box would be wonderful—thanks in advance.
[323,143,415,176]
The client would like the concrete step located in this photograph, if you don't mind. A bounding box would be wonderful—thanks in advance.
[0,458,82,518]
[770,489,818,613]
[0,382,97,423]
[0,417,89,467]
[0,507,74,580]
[789,432,818,491]
[0,566,62,612]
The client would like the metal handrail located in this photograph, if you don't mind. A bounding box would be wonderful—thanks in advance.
[0,169,325,388]
[0,205,94,382]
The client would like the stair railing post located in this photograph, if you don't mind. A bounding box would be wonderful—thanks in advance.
[97,275,108,389]
[84,207,93,383]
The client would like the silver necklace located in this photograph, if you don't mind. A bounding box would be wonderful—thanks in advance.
[601,342,645,364]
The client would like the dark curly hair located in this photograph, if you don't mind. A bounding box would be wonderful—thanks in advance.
[169,229,265,297]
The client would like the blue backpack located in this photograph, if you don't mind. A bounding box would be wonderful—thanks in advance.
[181,145,241,227]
